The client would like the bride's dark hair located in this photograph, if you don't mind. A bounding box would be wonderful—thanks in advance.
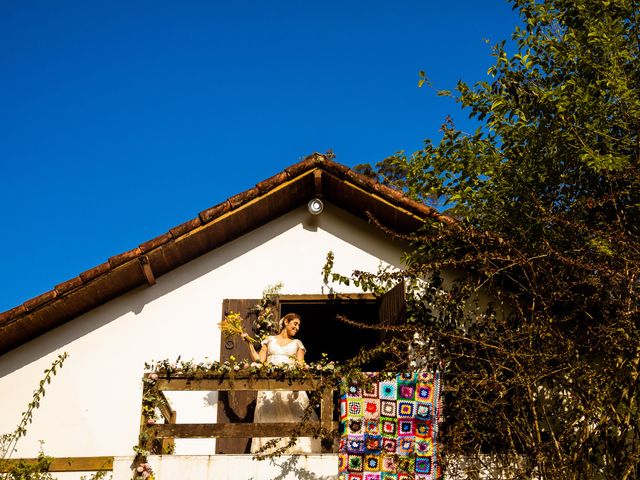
[279,312,301,331]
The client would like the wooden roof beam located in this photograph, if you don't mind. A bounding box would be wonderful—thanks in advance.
[139,256,156,286]
[313,169,323,198]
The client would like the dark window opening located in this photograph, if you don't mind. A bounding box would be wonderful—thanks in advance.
[280,297,379,366]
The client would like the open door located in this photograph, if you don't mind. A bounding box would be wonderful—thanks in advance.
[216,298,260,454]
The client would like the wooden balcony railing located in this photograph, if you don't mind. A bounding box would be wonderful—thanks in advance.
[0,456,113,474]
[0,372,338,477]
[140,372,338,454]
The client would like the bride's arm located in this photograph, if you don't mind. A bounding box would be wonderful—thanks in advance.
[296,344,306,366]
[243,334,268,362]
[258,344,267,363]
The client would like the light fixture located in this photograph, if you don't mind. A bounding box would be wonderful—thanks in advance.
[307,198,324,215]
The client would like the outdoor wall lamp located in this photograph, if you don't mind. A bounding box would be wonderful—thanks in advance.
[307,197,324,215]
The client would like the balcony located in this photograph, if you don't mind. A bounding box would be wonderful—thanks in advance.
[139,370,338,455]
[1,368,453,480]
[1,369,340,480]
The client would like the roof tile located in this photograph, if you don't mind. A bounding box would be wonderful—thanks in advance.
[346,168,377,191]
[256,171,289,194]
[322,158,350,177]
[170,217,202,238]
[284,156,318,178]
[109,247,142,268]
[79,261,111,282]
[0,304,27,324]
[23,290,57,312]
[139,232,172,254]
[376,182,406,203]
[199,200,232,224]
[55,276,84,294]
[229,187,259,209]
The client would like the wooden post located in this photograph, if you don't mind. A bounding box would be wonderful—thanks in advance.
[320,380,334,453]
[161,410,177,454]
[139,381,159,454]
[139,403,151,453]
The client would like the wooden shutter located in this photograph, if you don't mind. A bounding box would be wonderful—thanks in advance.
[378,280,406,340]
[216,298,261,454]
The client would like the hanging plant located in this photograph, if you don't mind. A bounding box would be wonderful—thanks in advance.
[248,282,283,341]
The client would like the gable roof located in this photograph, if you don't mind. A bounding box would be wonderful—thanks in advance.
[0,153,451,355]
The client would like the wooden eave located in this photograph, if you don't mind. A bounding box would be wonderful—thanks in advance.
[0,153,451,355]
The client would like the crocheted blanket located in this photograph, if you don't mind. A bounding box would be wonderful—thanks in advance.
[338,371,442,480]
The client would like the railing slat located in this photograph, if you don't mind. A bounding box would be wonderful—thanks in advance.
[0,456,113,473]
[149,421,338,438]
[156,377,321,391]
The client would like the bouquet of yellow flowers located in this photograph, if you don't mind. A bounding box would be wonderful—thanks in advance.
[219,311,256,343]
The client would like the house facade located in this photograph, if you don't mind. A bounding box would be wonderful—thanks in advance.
[0,154,448,479]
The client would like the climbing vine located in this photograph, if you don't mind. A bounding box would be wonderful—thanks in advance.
[248,282,283,341]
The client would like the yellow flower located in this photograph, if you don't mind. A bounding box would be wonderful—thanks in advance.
[218,311,256,343]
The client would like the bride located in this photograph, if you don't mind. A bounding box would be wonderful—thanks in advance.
[242,313,320,454]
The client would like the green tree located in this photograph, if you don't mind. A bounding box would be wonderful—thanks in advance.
[354,0,640,478]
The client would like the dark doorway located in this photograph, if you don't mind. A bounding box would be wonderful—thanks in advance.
[280,297,381,367]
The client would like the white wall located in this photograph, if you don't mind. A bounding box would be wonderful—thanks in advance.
[111,454,338,480]
[0,203,405,459]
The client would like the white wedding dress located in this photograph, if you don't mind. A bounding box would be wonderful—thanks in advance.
[251,336,321,454]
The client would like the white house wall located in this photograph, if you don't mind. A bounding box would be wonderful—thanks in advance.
[0,203,405,460]
[111,454,338,480]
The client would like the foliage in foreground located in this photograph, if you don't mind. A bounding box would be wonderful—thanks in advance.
[0,353,111,480]
[0,353,68,480]
[354,1,640,478]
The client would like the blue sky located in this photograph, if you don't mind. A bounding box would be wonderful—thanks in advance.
[0,1,521,312]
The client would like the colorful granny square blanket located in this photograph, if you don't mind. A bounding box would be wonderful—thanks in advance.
[339,371,442,480]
